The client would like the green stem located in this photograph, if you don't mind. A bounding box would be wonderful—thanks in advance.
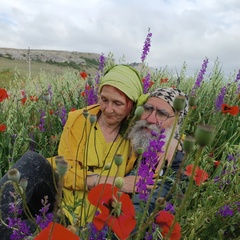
[165,146,204,240]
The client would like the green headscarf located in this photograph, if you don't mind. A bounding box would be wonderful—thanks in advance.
[99,65,143,102]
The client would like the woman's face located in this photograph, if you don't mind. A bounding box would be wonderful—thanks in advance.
[99,86,129,126]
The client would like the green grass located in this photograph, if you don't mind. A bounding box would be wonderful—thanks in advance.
[0,57,98,88]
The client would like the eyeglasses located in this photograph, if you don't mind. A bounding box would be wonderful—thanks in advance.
[142,103,175,122]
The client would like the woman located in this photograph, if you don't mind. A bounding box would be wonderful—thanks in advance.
[0,65,143,237]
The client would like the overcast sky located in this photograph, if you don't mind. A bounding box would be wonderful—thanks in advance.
[1,0,240,77]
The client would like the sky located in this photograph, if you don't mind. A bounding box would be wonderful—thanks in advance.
[0,0,240,77]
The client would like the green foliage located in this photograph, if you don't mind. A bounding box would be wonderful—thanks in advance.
[0,56,239,239]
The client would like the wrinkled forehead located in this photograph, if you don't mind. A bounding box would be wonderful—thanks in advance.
[146,97,174,113]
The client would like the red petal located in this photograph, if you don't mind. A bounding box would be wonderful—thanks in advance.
[229,106,239,116]
[88,184,117,211]
[34,222,79,240]
[195,169,209,186]
[184,164,200,177]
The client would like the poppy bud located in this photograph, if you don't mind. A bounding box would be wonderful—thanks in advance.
[89,114,97,124]
[7,168,20,182]
[188,94,197,108]
[155,197,166,210]
[19,178,28,190]
[173,95,186,112]
[195,124,215,147]
[183,136,196,153]
[55,156,68,177]
[114,177,124,189]
[104,163,111,170]
[87,77,95,87]
[114,154,123,166]
[42,92,51,103]
[134,106,144,118]
[137,148,144,155]
[83,109,89,119]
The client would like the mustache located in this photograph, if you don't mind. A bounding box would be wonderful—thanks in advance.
[128,120,160,139]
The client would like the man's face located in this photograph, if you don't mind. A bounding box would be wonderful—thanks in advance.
[128,97,175,153]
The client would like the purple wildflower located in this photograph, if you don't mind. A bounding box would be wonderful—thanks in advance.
[136,130,166,201]
[48,84,53,98]
[191,58,209,94]
[88,211,108,239]
[85,85,98,105]
[84,53,105,105]
[39,109,46,132]
[7,203,32,239]
[60,106,67,126]
[144,223,157,240]
[215,86,227,111]
[98,53,105,73]
[235,69,240,94]
[141,28,152,62]
[142,72,152,94]
[227,154,236,162]
[217,205,234,217]
[35,196,54,230]
[165,202,175,214]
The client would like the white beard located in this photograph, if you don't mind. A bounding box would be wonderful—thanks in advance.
[128,120,173,154]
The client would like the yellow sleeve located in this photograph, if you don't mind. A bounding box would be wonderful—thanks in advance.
[125,149,137,175]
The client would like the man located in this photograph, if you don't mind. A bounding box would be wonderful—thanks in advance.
[125,87,188,214]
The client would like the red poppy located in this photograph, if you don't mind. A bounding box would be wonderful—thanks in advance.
[34,222,79,240]
[88,183,136,240]
[49,109,54,115]
[80,71,88,80]
[29,95,38,101]
[0,124,7,132]
[149,81,154,88]
[81,92,86,97]
[155,210,181,240]
[184,164,209,186]
[70,107,77,112]
[221,104,239,116]
[160,78,168,84]
[214,161,220,167]
[0,88,9,102]
[21,97,27,105]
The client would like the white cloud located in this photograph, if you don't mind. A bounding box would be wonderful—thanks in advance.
[0,0,239,76]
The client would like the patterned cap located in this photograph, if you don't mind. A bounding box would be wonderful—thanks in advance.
[150,87,188,137]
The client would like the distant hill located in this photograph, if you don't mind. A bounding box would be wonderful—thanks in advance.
[0,48,103,87]
[0,48,147,88]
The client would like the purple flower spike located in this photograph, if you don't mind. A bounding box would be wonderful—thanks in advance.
[215,86,227,111]
[141,28,152,63]
[191,58,209,94]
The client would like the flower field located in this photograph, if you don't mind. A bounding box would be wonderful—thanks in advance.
[0,31,239,240]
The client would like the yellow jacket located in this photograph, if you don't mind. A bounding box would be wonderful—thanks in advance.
[48,105,136,225]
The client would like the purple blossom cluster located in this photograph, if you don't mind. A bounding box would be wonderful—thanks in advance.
[215,86,227,111]
[142,72,152,94]
[216,202,240,218]
[7,197,53,239]
[7,203,32,240]
[191,58,209,95]
[165,202,175,214]
[214,153,239,188]
[235,69,240,93]
[141,28,152,63]
[39,109,46,132]
[35,197,53,230]
[136,130,166,201]
[58,106,67,126]
[86,53,106,105]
